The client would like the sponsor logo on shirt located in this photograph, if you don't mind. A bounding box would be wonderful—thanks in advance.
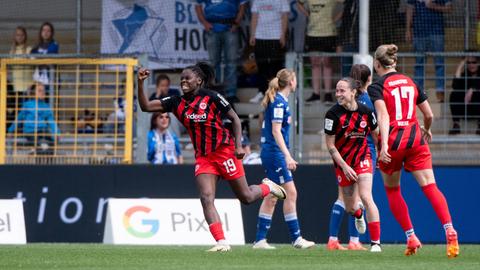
[185,113,207,121]
[325,118,333,131]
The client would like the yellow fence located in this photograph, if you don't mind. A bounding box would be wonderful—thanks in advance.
[0,57,138,164]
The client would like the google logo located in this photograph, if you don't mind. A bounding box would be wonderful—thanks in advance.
[123,206,159,238]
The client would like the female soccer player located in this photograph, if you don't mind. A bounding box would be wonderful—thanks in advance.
[368,44,459,258]
[137,62,286,252]
[326,64,375,251]
[253,69,315,250]
[324,77,382,252]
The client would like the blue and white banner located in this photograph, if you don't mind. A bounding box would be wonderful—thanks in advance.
[101,0,209,69]
[101,0,306,70]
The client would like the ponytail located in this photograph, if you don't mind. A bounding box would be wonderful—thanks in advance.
[262,78,279,108]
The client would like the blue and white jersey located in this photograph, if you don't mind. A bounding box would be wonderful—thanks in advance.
[357,91,376,161]
[261,93,291,154]
[196,0,247,32]
[147,129,182,164]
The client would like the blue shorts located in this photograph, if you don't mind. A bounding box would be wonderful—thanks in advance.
[260,152,293,185]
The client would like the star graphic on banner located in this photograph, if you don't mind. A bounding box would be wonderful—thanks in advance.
[113,4,148,53]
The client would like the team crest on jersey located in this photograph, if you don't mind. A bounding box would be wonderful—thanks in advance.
[360,121,367,128]
[199,102,207,110]
[337,175,342,183]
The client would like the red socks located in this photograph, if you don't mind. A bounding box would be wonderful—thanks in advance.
[368,221,381,242]
[421,183,452,225]
[385,186,414,232]
[209,222,225,241]
[259,183,270,198]
[353,208,363,218]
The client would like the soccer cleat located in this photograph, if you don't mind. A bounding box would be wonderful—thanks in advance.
[293,237,315,249]
[206,243,231,252]
[405,234,422,256]
[446,228,459,258]
[262,178,286,200]
[327,239,347,250]
[347,241,367,251]
[355,216,366,234]
[370,243,382,252]
[253,239,276,249]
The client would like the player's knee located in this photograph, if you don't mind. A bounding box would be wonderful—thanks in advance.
[199,193,215,207]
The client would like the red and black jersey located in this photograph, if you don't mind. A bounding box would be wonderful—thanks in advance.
[324,103,378,167]
[160,89,234,157]
[368,72,428,151]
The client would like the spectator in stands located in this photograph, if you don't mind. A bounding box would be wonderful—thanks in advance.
[8,82,60,153]
[337,0,359,77]
[149,74,181,101]
[406,0,452,103]
[195,0,246,104]
[9,26,33,94]
[147,112,183,164]
[241,134,261,164]
[449,55,480,135]
[297,0,343,103]
[369,0,400,51]
[249,0,290,103]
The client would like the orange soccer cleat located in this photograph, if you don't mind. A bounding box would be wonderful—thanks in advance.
[327,239,347,250]
[446,228,459,258]
[347,241,368,251]
[404,234,422,256]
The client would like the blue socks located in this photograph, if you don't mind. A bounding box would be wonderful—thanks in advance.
[255,213,272,242]
[349,215,359,239]
[285,212,301,241]
[329,200,345,238]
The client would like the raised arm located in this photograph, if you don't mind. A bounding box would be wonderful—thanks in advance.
[137,68,165,112]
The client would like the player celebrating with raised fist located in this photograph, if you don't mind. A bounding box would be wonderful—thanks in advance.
[368,44,459,258]
[324,77,382,252]
[137,62,286,252]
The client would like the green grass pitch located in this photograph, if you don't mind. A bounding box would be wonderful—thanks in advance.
[0,244,478,270]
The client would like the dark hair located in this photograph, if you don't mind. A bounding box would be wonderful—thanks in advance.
[338,77,361,98]
[350,64,371,89]
[155,74,170,86]
[184,62,216,88]
[150,112,170,130]
[37,22,55,46]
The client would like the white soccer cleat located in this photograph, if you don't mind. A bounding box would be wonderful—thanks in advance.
[355,215,366,234]
[370,243,382,252]
[262,178,286,200]
[293,237,315,249]
[206,243,231,252]
[253,239,276,249]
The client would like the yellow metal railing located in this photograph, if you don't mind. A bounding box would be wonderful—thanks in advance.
[0,57,138,164]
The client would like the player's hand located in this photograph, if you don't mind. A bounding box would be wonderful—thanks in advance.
[342,165,358,182]
[235,148,245,160]
[379,147,391,164]
[421,126,432,144]
[137,68,150,81]
[202,22,213,32]
[286,155,298,171]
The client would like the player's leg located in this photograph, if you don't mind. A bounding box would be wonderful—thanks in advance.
[327,189,348,250]
[282,181,315,249]
[339,183,365,234]
[195,173,230,252]
[411,169,459,258]
[382,170,420,255]
[253,194,277,249]
[346,188,365,250]
[358,173,381,252]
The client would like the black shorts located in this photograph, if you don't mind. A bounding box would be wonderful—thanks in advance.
[305,36,336,52]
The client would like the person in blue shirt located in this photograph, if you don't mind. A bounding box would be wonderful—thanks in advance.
[325,64,376,251]
[147,112,183,164]
[8,82,60,151]
[195,0,247,103]
[253,69,315,249]
[406,0,452,102]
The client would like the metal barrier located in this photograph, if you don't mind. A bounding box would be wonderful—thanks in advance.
[287,52,480,165]
[0,56,138,164]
